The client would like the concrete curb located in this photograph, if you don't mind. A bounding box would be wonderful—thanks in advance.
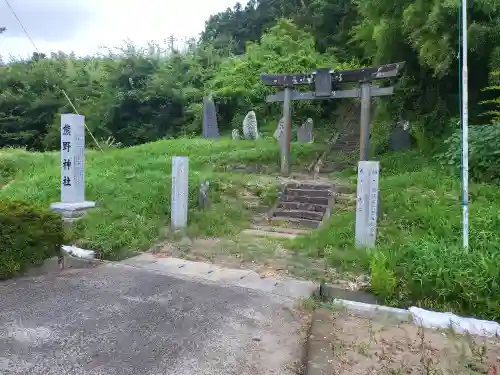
[319,283,379,305]
[116,253,318,300]
[22,255,102,278]
[330,299,412,322]
[305,308,335,375]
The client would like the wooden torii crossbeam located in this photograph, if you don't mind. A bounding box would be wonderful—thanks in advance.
[260,62,405,175]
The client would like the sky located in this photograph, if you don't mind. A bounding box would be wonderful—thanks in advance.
[0,0,241,59]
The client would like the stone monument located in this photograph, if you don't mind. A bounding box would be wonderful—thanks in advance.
[232,129,240,140]
[355,161,380,248]
[202,97,220,139]
[297,118,314,143]
[198,180,210,209]
[171,156,189,230]
[274,117,285,140]
[50,114,95,220]
[242,111,259,140]
[389,119,411,151]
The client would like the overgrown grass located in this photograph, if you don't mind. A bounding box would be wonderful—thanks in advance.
[293,150,500,320]
[4,139,499,320]
[0,138,318,259]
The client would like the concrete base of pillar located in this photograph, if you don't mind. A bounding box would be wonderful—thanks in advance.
[50,201,96,226]
[50,201,96,217]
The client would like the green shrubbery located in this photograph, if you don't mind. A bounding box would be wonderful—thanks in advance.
[437,122,500,183]
[370,160,500,320]
[0,200,64,279]
[481,69,500,122]
[370,239,500,320]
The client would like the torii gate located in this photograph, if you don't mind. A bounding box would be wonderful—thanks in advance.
[260,62,405,175]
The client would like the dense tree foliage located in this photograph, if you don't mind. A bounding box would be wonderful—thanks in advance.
[0,0,499,152]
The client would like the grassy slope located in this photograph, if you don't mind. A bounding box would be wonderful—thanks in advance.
[2,141,499,319]
[0,139,318,259]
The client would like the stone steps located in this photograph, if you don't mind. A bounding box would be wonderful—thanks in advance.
[282,195,329,206]
[332,142,359,148]
[326,125,360,159]
[285,183,332,190]
[249,225,309,235]
[318,162,356,173]
[320,128,360,172]
[269,183,336,229]
[285,188,332,199]
[278,201,329,213]
[335,137,359,143]
[330,147,358,153]
[274,209,324,221]
[240,229,299,239]
[242,224,310,239]
[307,126,360,175]
[270,216,323,229]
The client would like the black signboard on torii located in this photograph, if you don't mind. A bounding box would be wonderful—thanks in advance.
[260,62,405,176]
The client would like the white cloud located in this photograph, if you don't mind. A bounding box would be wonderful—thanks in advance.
[0,0,241,59]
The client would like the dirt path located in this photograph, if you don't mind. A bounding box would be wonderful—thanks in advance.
[307,307,500,375]
[151,235,327,279]
[150,172,366,288]
[151,235,366,289]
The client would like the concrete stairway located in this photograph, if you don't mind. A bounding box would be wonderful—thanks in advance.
[330,121,360,153]
[268,183,335,229]
[317,122,361,173]
[330,134,360,153]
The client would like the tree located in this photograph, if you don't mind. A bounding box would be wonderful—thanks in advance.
[208,19,358,131]
[0,0,499,151]
[482,70,500,122]
[350,0,500,135]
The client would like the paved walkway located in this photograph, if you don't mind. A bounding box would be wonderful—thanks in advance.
[0,257,314,375]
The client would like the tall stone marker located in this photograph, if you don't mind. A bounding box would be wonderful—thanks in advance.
[171,156,189,230]
[242,111,259,140]
[51,114,95,217]
[202,98,220,139]
[355,161,380,248]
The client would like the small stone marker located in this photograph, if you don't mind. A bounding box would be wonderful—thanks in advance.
[202,97,220,139]
[50,114,95,217]
[297,118,314,143]
[389,120,411,151]
[198,180,210,209]
[171,156,189,230]
[231,129,240,140]
[274,117,285,140]
[242,111,259,140]
[355,161,380,248]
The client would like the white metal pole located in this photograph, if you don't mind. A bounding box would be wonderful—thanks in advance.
[461,0,469,249]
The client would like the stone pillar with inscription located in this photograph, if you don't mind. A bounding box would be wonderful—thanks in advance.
[355,161,380,248]
[171,156,189,230]
[50,114,95,220]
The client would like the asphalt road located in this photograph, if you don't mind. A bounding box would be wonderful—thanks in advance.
[0,261,308,375]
